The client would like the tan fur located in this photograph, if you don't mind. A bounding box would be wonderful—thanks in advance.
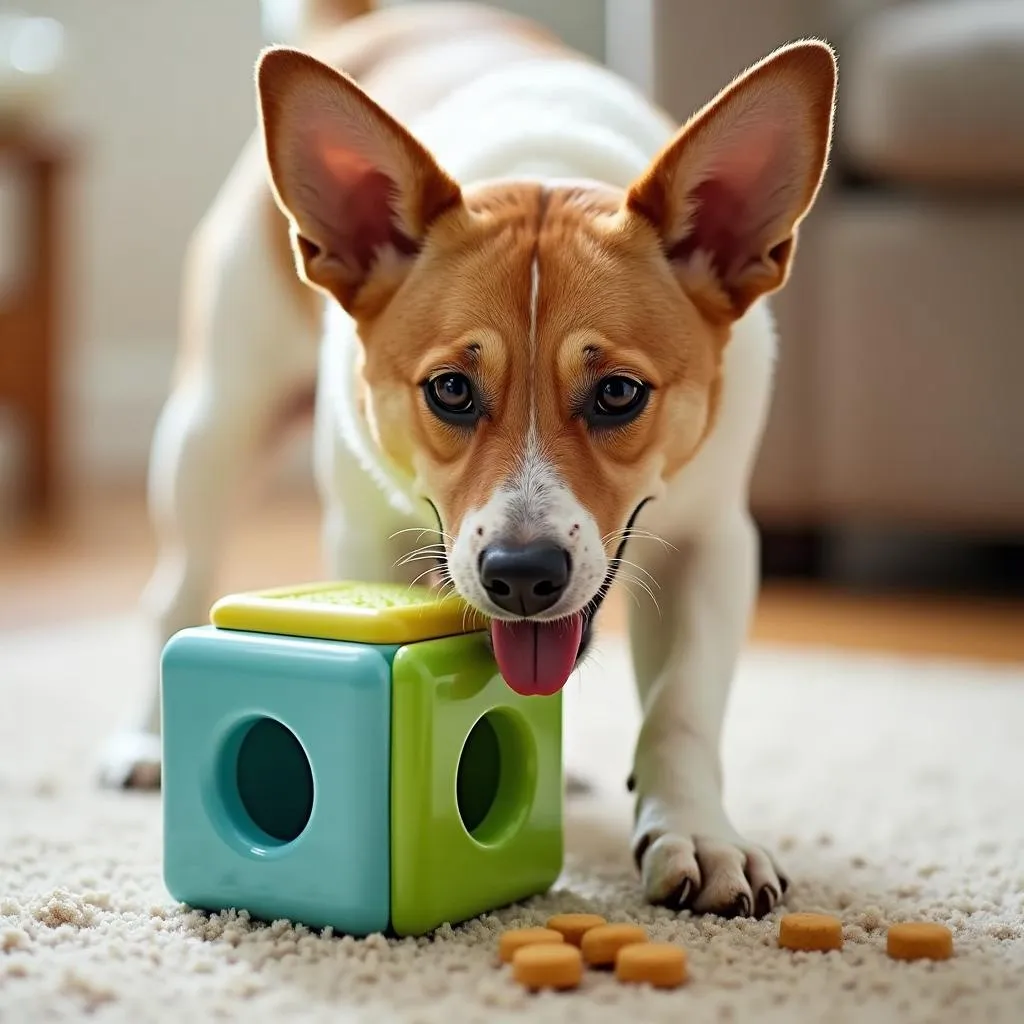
[345,182,724,546]
[255,33,834,552]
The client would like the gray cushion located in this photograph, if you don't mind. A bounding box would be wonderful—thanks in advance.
[840,0,1024,186]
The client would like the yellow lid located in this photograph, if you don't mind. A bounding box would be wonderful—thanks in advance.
[209,580,487,645]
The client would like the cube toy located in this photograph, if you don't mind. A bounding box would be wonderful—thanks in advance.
[160,580,564,937]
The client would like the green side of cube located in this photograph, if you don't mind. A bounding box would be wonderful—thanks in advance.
[389,633,564,937]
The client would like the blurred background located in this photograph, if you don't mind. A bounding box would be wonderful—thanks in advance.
[0,0,1021,660]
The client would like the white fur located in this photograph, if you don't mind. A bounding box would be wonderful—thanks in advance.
[405,59,675,183]
[105,40,794,916]
[448,440,607,622]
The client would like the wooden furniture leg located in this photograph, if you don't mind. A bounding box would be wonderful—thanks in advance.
[0,136,69,520]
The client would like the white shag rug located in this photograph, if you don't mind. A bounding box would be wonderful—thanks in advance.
[1,613,1023,1023]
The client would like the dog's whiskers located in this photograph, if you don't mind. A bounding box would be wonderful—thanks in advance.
[609,557,659,587]
[389,526,455,544]
[395,545,447,569]
[407,565,444,589]
[396,557,448,575]
[602,527,676,552]
[607,560,662,618]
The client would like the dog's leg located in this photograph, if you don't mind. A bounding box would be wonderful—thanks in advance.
[314,414,426,588]
[98,144,320,789]
[311,337,439,591]
[628,509,786,918]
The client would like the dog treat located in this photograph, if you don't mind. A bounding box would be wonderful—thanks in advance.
[512,943,584,991]
[778,913,844,952]
[581,923,649,966]
[545,913,608,947]
[498,927,564,963]
[886,922,954,961]
[615,942,688,988]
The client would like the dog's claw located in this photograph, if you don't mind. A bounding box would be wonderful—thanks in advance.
[660,878,693,911]
[755,884,779,918]
[720,893,752,920]
[633,833,653,873]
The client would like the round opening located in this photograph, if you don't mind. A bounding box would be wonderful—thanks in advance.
[456,710,535,845]
[231,718,314,845]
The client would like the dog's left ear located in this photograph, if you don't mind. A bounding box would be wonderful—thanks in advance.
[626,40,836,321]
[256,46,462,312]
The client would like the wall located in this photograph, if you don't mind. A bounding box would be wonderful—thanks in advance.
[11,1,265,485]
[390,0,605,60]
[19,0,610,486]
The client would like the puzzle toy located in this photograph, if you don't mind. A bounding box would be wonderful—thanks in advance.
[160,580,564,937]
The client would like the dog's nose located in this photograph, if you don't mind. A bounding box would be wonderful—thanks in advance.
[479,541,571,616]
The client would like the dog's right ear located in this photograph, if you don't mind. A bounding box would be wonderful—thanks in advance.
[256,46,462,312]
[625,40,836,323]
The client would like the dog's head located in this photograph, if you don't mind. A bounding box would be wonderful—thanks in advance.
[256,41,836,694]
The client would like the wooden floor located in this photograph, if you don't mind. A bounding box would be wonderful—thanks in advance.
[2,490,1023,664]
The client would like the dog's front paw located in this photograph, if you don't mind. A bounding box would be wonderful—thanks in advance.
[97,730,162,790]
[635,830,788,919]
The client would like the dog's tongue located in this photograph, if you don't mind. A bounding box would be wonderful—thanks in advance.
[490,614,584,696]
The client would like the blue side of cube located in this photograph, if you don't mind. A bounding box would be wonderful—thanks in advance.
[161,626,395,935]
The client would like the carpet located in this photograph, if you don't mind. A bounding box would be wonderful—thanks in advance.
[1,613,1023,1023]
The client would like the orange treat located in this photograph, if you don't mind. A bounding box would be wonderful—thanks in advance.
[545,913,608,947]
[498,927,564,964]
[512,943,584,991]
[778,913,844,952]
[581,923,649,966]
[887,922,954,961]
[615,942,688,988]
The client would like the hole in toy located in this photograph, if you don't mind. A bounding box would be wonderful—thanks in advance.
[456,710,534,845]
[234,718,314,844]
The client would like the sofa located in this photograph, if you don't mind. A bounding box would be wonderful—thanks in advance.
[630,0,1024,538]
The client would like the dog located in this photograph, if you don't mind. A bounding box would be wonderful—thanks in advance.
[100,0,836,919]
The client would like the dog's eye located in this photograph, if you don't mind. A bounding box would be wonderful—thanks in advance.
[597,376,642,411]
[590,375,648,424]
[425,372,477,422]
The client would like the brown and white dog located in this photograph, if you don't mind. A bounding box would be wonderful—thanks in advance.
[102,0,836,918]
